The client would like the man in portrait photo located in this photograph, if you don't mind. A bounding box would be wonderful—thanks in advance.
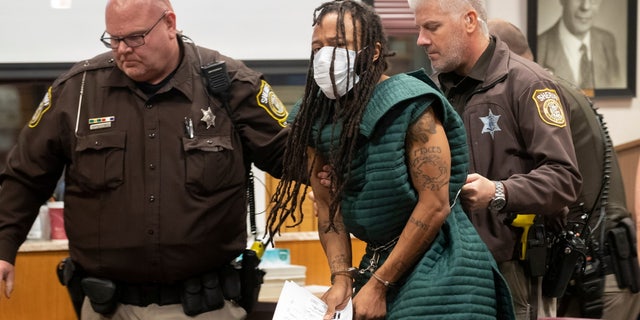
[537,0,623,92]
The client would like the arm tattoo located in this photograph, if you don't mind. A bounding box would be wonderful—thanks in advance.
[330,254,351,270]
[408,111,449,191]
[408,216,436,246]
[319,219,347,234]
[409,216,429,231]
[408,109,437,144]
[410,148,448,191]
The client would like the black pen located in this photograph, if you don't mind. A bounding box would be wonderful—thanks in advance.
[184,117,194,139]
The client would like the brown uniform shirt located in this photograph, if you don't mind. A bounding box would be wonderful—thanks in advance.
[438,37,582,262]
[0,39,289,283]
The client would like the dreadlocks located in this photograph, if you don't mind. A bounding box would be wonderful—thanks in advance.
[266,0,393,244]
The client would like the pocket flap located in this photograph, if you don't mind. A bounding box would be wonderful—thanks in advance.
[76,131,126,152]
[182,136,233,152]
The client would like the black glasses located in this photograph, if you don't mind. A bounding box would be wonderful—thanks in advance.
[100,10,168,49]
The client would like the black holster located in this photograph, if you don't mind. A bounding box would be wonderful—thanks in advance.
[557,234,606,319]
[239,249,265,313]
[576,257,605,318]
[81,277,118,315]
[542,231,587,297]
[56,257,85,318]
[522,223,548,277]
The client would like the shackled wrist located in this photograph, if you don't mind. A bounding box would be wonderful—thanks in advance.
[371,272,396,288]
[330,267,358,285]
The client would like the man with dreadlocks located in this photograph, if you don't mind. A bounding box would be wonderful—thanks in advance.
[266,1,514,319]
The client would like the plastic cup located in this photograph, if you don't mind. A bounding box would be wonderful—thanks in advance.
[47,201,66,240]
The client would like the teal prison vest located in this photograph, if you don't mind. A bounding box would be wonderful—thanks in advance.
[312,71,515,319]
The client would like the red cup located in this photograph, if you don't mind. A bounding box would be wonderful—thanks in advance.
[48,201,67,240]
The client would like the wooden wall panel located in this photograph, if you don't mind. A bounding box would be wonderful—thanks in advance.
[0,251,76,320]
[615,140,640,214]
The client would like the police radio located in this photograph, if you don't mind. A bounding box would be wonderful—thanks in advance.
[201,61,230,97]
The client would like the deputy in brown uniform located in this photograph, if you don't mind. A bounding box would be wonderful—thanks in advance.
[409,1,582,319]
[0,0,288,319]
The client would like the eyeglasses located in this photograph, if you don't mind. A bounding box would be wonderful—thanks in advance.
[100,10,168,49]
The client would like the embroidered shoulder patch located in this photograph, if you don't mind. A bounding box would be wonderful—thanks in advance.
[531,88,566,128]
[28,87,52,128]
[256,80,288,127]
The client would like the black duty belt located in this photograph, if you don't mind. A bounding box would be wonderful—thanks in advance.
[118,282,182,306]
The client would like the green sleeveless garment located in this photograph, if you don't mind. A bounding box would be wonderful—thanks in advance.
[311,70,515,319]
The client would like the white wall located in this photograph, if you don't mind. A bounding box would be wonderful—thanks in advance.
[0,0,638,145]
[0,1,324,62]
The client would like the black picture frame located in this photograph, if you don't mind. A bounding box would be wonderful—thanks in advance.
[527,0,637,97]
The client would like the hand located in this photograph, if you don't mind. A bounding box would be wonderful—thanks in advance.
[321,279,353,320]
[0,260,15,300]
[317,165,332,188]
[460,173,496,213]
[351,278,387,319]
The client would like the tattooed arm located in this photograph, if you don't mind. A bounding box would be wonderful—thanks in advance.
[307,147,354,319]
[352,106,452,319]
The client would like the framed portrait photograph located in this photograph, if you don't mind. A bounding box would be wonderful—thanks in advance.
[527,0,637,97]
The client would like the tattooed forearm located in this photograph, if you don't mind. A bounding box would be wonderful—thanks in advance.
[405,218,437,247]
[409,216,429,231]
[330,254,351,271]
[319,219,347,234]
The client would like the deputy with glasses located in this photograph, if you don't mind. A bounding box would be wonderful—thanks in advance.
[0,0,289,319]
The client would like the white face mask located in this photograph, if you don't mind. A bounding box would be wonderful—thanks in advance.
[313,46,360,100]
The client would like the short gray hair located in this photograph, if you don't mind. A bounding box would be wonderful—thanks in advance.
[409,0,486,18]
[407,0,488,35]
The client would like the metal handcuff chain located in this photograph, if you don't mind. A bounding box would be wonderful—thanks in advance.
[357,188,461,275]
[359,236,400,275]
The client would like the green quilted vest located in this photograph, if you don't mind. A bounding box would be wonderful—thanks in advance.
[314,71,468,245]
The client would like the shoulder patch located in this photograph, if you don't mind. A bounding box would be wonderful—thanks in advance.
[531,88,566,128]
[256,80,288,127]
[29,87,52,128]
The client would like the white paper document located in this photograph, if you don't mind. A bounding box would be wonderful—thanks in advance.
[272,280,353,320]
